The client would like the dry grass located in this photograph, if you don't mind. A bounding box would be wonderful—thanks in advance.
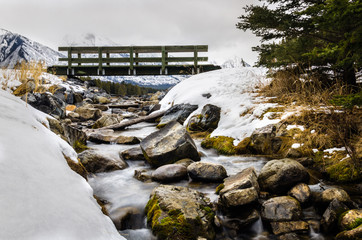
[14,60,46,92]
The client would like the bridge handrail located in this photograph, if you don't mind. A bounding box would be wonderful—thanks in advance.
[58,45,208,74]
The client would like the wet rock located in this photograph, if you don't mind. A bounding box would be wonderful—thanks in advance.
[95,96,110,104]
[219,167,259,195]
[120,147,146,161]
[93,104,109,111]
[261,196,302,222]
[321,188,351,204]
[188,104,221,131]
[145,185,215,240]
[109,207,143,230]
[187,162,227,182]
[47,118,64,136]
[140,121,200,167]
[157,103,198,127]
[270,221,309,235]
[285,148,302,158]
[151,164,188,183]
[62,123,87,147]
[174,158,195,168]
[114,136,140,145]
[92,115,121,129]
[258,158,310,194]
[88,132,139,145]
[288,183,311,204]
[278,232,301,240]
[221,209,260,231]
[134,169,152,182]
[78,149,127,173]
[336,224,362,240]
[338,209,362,231]
[321,199,349,233]
[220,187,259,207]
[75,104,102,121]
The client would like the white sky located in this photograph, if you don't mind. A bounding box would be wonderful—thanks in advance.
[0,0,261,65]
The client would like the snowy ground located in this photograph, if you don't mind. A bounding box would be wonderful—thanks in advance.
[0,89,124,240]
[159,67,281,143]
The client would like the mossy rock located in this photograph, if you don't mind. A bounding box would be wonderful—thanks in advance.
[326,159,361,183]
[73,140,89,153]
[201,136,237,155]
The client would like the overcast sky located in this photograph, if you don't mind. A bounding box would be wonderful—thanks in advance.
[0,0,262,65]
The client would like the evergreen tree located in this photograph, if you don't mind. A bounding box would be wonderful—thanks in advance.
[238,0,362,85]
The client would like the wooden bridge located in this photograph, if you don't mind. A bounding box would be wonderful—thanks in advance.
[47,45,221,76]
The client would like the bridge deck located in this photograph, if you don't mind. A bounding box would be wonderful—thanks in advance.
[47,45,221,76]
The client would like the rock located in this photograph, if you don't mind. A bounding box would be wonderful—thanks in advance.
[157,103,198,127]
[278,233,301,240]
[47,118,64,136]
[92,114,121,129]
[249,124,282,154]
[25,92,66,119]
[145,185,215,240]
[120,147,146,161]
[140,121,200,167]
[134,169,152,182]
[78,150,128,173]
[13,79,36,96]
[261,196,302,221]
[221,209,260,231]
[321,188,351,204]
[95,96,110,104]
[75,104,102,121]
[338,209,362,231]
[174,158,195,167]
[65,91,82,104]
[67,112,80,121]
[219,187,259,207]
[151,164,188,183]
[64,154,88,180]
[258,159,310,194]
[88,132,139,145]
[321,199,349,233]
[336,224,362,240]
[270,221,309,235]
[187,162,227,182]
[114,136,140,145]
[285,148,303,158]
[62,123,87,147]
[109,207,143,230]
[66,104,77,112]
[188,104,221,131]
[93,104,109,111]
[219,167,259,195]
[288,183,311,204]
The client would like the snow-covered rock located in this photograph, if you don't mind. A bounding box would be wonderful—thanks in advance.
[0,28,64,68]
[0,89,124,240]
[159,67,280,142]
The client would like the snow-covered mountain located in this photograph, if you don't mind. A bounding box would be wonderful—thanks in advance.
[0,29,64,68]
[222,57,251,68]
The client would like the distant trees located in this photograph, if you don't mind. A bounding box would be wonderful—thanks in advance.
[237,0,362,86]
[93,79,158,96]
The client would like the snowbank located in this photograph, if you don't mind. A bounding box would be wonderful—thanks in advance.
[0,89,124,240]
[160,67,280,142]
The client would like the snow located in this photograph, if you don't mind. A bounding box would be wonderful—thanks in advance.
[0,89,124,240]
[159,67,281,141]
[286,125,305,131]
[323,147,346,154]
[291,143,303,149]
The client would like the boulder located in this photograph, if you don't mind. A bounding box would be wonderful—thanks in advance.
[188,104,221,131]
[145,185,215,240]
[78,150,128,173]
[134,169,152,182]
[114,136,140,145]
[151,164,188,183]
[93,104,109,111]
[219,167,259,195]
[140,121,200,167]
[157,104,198,127]
[320,188,351,204]
[321,199,349,233]
[174,158,195,168]
[25,92,66,119]
[270,221,309,235]
[258,159,310,194]
[62,123,87,147]
[109,207,143,230]
[187,162,227,182]
[120,147,146,161]
[75,104,102,121]
[95,96,111,104]
[261,196,302,222]
[88,132,139,145]
[287,183,311,204]
[92,114,122,129]
[221,209,260,231]
[219,187,259,207]
[336,224,362,240]
[249,124,282,154]
[338,209,362,231]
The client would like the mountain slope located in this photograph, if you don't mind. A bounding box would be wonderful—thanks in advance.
[0,29,64,68]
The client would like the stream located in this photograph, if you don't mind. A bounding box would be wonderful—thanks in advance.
[87,122,328,240]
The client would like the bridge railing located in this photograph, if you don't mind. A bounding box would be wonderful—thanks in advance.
[56,45,211,76]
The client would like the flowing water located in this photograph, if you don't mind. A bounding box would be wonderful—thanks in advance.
[87,122,326,239]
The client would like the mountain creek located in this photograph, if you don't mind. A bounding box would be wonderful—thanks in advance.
[14,77,361,240]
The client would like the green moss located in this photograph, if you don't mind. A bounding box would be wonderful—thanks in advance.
[73,140,88,153]
[200,205,215,222]
[235,137,252,154]
[201,136,236,155]
[326,159,361,183]
[338,211,362,231]
[215,183,225,194]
